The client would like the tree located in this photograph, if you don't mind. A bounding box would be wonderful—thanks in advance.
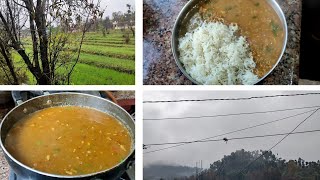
[0,0,104,84]
[112,11,124,25]
[103,16,113,32]
[125,4,135,37]
[0,36,19,84]
[176,149,320,180]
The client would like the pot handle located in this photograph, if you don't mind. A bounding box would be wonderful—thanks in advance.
[11,91,23,105]
[29,91,50,96]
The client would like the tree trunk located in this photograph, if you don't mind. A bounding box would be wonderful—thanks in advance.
[34,0,51,84]
[0,8,46,85]
[130,26,135,37]
[28,9,40,71]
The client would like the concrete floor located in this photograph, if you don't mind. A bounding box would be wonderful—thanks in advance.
[299,79,320,85]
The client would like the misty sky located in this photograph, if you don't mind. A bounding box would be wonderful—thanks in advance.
[143,91,320,169]
[100,0,135,17]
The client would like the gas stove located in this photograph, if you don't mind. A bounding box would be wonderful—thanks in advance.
[8,165,135,180]
[8,91,135,180]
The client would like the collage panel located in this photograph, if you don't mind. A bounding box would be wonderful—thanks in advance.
[1,0,320,179]
[0,0,135,85]
[143,0,308,85]
[143,91,320,179]
[0,91,135,179]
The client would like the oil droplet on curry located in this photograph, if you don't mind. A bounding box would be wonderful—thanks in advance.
[5,106,132,176]
[199,0,285,78]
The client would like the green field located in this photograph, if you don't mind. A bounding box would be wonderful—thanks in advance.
[13,30,135,85]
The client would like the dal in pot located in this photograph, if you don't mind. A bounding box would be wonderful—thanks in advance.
[4,106,132,176]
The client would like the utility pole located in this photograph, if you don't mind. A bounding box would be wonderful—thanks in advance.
[196,161,198,180]
[200,160,202,180]
[195,160,203,180]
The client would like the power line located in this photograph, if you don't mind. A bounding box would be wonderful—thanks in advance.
[144,129,320,154]
[146,129,320,145]
[143,92,320,103]
[144,105,320,121]
[238,108,319,175]
[144,109,315,148]
[143,143,183,154]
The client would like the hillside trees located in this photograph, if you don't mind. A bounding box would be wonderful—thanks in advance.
[176,149,320,180]
[0,0,104,84]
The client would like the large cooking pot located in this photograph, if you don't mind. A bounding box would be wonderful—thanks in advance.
[0,92,135,179]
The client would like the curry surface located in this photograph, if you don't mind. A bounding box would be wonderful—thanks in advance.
[199,0,285,78]
[5,106,132,176]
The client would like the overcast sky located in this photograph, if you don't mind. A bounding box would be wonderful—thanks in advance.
[100,0,135,17]
[143,91,320,168]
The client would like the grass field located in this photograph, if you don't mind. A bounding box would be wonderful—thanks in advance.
[13,30,135,85]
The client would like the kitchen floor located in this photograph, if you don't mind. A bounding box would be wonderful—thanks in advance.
[299,79,320,85]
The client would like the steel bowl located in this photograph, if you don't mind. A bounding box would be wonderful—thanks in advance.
[0,92,135,179]
[171,0,288,85]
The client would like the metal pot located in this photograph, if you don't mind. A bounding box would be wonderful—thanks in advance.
[0,92,135,180]
[171,0,288,85]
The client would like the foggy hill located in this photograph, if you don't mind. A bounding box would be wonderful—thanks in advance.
[144,164,197,180]
[172,149,320,180]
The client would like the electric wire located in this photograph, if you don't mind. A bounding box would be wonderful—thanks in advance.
[143,92,320,103]
[146,129,320,145]
[238,108,319,175]
[143,129,320,154]
[144,109,316,149]
[144,105,320,121]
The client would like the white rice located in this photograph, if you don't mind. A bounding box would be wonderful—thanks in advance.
[178,16,259,85]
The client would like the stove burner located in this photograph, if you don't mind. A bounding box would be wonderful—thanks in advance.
[9,165,135,180]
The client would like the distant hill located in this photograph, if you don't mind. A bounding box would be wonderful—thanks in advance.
[173,149,320,180]
[144,164,197,180]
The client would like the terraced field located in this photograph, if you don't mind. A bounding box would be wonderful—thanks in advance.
[13,30,135,85]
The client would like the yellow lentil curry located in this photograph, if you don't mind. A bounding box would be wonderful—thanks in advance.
[199,0,285,78]
[5,106,132,176]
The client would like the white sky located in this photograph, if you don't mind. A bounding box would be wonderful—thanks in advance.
[17,0,134,29]
[143,91,320,168]
[101,0,135,18]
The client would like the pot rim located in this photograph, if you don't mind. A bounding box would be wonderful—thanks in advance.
[171,0,288,85]
[0,92,135,178]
